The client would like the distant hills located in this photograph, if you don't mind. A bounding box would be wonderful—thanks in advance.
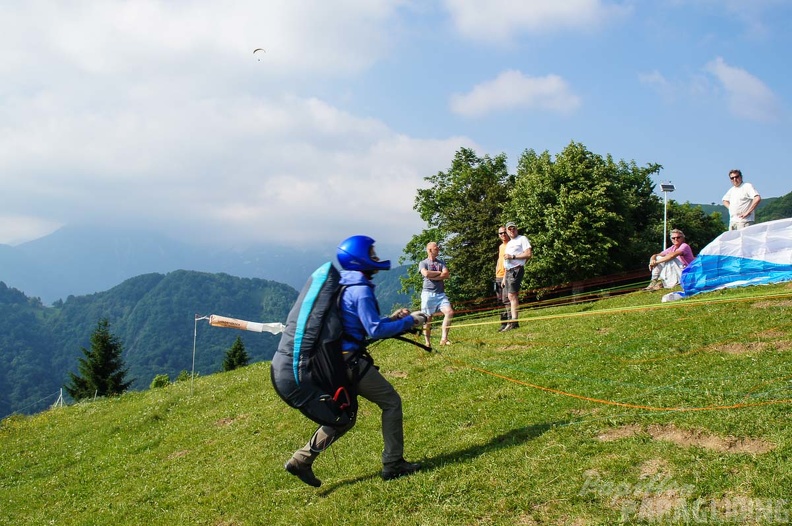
[0,263,411,419]
[698,195,787,226]
[0,225,339,305]
[0,272,297,417]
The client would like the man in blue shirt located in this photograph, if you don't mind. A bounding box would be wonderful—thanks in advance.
[285,235,427,487]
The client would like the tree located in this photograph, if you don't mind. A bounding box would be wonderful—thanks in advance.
[663,201,726,254]
[401,148,513,304]
[65,318,132,400]
[222,336,249,372]
[505,142,663,290]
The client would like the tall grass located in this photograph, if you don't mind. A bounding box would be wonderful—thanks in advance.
[2,283,792,525]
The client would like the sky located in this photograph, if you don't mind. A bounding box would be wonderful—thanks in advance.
[1,0,790,251]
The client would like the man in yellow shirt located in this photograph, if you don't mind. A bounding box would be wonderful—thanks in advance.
[494,226,511,331]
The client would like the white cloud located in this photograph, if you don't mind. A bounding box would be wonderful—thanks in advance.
[0,0,474,248]
[0,1,403,79]
[0,87,471,247]
[704,57,781,122]
[0,216,62,247]
[450,70,581,117]
[639,70,676,102]
[442,0,631,42]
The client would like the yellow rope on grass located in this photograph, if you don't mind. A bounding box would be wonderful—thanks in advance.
[451,290,792,330]
[439,352,792,412]
[420,287,792,412]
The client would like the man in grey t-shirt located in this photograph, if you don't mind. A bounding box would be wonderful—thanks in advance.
[418,242,454,347]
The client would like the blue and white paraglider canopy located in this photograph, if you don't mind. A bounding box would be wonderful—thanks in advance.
[680,218,792,296]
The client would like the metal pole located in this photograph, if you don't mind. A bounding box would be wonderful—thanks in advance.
[660,182,675,251]
[192,315,209,395]
[663,191,668,250]
[192,316,198,396]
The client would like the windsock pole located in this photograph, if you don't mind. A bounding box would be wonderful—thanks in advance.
[192,315,210,395]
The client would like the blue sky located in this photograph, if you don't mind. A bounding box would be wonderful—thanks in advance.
[0,1,789,251]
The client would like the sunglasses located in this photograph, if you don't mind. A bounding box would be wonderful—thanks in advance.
[730,176,741,180]
[670,236,681,239]
[498,231,507,236]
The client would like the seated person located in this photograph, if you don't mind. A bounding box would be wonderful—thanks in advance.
[644,229,695,290]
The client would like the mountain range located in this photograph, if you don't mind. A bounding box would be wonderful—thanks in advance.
[0,226,413,418]
[0,225,346,305]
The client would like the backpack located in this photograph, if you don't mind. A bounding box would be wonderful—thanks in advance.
[270,262,361,428]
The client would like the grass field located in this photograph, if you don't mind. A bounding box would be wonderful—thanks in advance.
[2,282,792,525]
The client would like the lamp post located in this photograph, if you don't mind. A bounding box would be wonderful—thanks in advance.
[660,183,675,249]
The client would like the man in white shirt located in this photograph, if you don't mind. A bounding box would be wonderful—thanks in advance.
[500,222,532,332]
[722,169,761,230]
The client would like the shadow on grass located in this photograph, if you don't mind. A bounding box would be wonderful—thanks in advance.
[318,420,566,496]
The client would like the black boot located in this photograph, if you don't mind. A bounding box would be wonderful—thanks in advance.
[381,458,421,480]
[498,311,509,331]
[285,458,322,487]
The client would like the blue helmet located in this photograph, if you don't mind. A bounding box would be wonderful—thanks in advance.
[337,235,391,272]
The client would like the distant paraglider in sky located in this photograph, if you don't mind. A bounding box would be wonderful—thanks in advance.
[253,48,266,61]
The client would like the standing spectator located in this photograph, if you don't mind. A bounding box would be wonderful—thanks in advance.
[501,222,532,331]
[494,226,511,331]
[644,229,696,291]
[419,242,454,347]
[722,169,761,230]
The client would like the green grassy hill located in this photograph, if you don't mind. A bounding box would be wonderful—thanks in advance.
[3,283,792,525]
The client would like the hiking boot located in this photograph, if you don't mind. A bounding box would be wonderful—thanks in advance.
[498,324,509,332]
[643,279,659,291]
[285,458,321,487]
[499,313,510,331]
[381,458,421,481]
[501,323,517,332]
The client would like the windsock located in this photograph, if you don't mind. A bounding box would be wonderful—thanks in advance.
[208,314,285,335]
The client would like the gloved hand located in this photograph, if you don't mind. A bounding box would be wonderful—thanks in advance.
[410,311,429,326]
[389,307,410,320]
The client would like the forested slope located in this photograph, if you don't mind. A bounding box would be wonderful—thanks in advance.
[0,272,297,416]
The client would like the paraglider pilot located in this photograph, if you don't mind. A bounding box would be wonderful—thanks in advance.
[284,235,428,486]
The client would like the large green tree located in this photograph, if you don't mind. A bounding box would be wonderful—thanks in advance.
[222,336,250,372]
[505,142,663,290]
[65,318,132,401]
[661,201,726,254]
[401,148,512,304]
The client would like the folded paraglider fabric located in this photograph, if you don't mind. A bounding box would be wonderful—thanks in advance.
[680,218,792,296]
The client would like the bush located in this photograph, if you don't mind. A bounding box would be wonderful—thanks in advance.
[150,374,170,389]
[175,370,194,383]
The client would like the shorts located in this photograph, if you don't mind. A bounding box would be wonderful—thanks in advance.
[504,266,525,295]
[421,291,451,315]
[730,221,753,230]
